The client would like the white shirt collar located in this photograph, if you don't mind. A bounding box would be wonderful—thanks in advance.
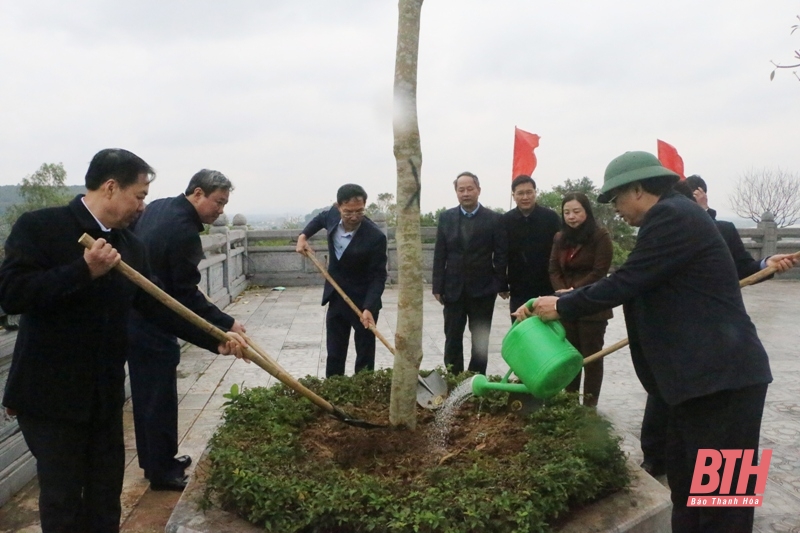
[460,203,481,217]
[337,219,360,235]
[81,197,113,232]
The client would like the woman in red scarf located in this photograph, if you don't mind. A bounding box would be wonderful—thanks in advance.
[548,192,613,407]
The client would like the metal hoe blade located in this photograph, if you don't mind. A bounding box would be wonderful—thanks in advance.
[331,406,388,429]
[506,391,545,416]
[417,372,448,410]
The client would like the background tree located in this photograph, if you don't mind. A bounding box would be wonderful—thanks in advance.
[419,206,446,227]
[538,177,636,265]
[390,0,424,428]
[280,215,305,230]
[364,192,443,228]
[2,163,71,240]
[729,167,800,227]
[365,192,398,226]
[770,15,800,82]
[303,206,328,223]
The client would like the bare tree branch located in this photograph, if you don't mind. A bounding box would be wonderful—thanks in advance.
[729,167,800,227]
[770,15,800,82]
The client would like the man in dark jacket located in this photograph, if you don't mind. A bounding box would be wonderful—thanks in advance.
[519,151,783,533]
[638,179,797,478]
[686,174,716,219]
[502,174,561,321]
[432,172,507,374]
[296,184,387,377]
[686,174,766,279]
[127,169,246,491]
[0,149,244,533]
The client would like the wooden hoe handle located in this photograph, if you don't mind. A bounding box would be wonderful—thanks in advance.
[78,233,340,417]
[302,250,398,355]
[582,250,800,366]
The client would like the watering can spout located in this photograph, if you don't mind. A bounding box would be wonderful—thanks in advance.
[471,375,529,397]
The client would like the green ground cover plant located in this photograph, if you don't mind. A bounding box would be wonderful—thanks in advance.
[202,369,630,533]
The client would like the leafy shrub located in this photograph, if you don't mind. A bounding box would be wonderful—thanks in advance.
[202,369,629,533]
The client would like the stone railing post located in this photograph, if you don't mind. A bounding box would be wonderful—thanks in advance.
[210,214,230,294]
[372,213,389,237]
[232,214,248,278]
[757,211,777,258]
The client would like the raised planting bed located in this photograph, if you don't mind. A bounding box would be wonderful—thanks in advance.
[192,369,637,533]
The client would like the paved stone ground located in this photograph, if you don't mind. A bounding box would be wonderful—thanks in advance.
[1,281,798,532]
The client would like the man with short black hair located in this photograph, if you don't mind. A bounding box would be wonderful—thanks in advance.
[0,149,244,532]
[127,169,246,491]
[502,174,561,321]
[296,184,387,377]
[685,174,713,217]
[433,172,508,374]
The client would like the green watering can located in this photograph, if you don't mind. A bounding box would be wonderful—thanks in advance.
[472,299,583,400]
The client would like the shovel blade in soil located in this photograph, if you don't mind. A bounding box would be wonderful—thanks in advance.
[417,372,448,410]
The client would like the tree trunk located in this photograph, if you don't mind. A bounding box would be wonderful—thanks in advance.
[390,0,424,429]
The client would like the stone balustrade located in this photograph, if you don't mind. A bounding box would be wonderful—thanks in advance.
[246,213,800,285]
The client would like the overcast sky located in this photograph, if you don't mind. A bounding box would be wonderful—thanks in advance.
[1,1,799,222]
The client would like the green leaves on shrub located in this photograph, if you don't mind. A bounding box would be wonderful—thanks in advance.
[202,369,629,533]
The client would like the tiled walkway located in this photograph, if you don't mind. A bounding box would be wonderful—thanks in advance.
[1,282,798,532]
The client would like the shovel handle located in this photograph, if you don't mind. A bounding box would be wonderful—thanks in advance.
[582,250,800,366]
[739,250,800,288]
[302,250,397,355]
[78,233,340,417]
[582,338,630,366]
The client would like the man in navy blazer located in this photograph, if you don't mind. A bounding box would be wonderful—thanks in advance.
[296,184,387,377]
[432,172,508,375]
[127,169,246,491]
[686,174,766,280]
[0,149,245,533]
[520,151,794,533]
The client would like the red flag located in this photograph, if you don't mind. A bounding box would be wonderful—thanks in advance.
[512,127,540,179]
[657,139,685,180]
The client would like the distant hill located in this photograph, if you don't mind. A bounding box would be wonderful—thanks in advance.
[0,184,86,215]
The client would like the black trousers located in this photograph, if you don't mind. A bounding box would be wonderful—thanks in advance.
[325,294,378,377]
[18,411,125,533]
[127,322,184,481]
[641,392,669,467]
[667,384,768,533]
[443,293,496,375]
[563,320,607,407]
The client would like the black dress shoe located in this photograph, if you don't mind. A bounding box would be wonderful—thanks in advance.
[144,456,191,480]
[150,475,188,491]
[640,460,667,477]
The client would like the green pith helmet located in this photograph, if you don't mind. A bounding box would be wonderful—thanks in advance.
[597,151,680,203]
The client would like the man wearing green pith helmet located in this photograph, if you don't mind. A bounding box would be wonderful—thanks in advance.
[515,151,786,533]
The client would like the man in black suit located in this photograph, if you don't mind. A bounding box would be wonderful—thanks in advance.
[432,171,508,375]
[296,184,387,377]
[686,174,769,279]
[520,151,790,532]
[502,174,561,321]
[686,174,715,218]
[127,169,247,491]
[0,149,244,533]
[638,179,797,478]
